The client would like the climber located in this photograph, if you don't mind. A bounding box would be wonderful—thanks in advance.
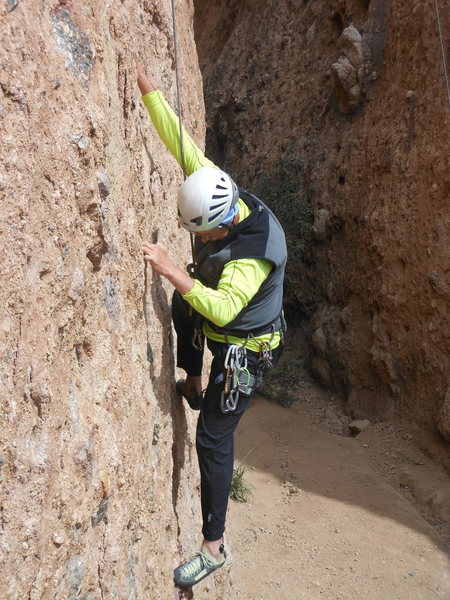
[136,61,287,588]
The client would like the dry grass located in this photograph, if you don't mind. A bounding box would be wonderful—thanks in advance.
[230,462,253,502]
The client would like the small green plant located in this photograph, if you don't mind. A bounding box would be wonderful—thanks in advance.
[254,144,312,261]
[229,462,253,502]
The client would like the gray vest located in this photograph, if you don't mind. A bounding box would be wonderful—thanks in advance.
[194,189,287,337]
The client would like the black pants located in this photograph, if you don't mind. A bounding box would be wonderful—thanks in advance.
[172,291,282,541]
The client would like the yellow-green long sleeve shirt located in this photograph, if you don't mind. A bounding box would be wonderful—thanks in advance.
[142,91,281,351]
[143,90,214,175]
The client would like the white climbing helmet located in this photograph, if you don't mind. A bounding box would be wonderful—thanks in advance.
[177,166,239,232]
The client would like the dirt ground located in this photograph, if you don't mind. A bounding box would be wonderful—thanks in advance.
[222,372,450,600]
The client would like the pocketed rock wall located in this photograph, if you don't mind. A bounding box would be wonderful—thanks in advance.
[0,1,228,598]
[194,0,449,458]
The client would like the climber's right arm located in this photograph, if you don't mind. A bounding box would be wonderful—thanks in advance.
[136,64,215,175]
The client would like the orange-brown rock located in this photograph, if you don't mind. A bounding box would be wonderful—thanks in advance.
[0,1,226,597]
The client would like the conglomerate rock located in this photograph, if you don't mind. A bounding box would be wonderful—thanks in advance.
[0,1,226,598]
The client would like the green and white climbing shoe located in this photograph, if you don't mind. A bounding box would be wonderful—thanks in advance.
[173,545,226,587]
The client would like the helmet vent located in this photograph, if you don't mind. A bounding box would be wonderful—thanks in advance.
[211,194,228,201]
[208,210,224,223]
[216,183,227,190]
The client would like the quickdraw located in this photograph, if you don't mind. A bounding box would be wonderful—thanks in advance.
[220,345,252,413]
[188,305,204,351]
[256,340,273,386]
[192,328,203,352]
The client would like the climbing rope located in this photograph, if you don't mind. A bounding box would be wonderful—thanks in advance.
[434,0,450,112]
[170,0,187,177]
[170,0,197,266]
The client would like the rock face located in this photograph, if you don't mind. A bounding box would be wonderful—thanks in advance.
[0,1,228,598]
[194,0,449,451]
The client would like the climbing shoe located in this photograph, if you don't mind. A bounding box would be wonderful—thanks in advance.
[173,545,226,587]
[176,379,203,411]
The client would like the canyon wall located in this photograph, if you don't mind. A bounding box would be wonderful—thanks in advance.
[0,0,448,596]
[0,1,229,597]
[194,0,449,454]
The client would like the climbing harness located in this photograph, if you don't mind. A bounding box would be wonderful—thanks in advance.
[219,337,278,413]
[220,345,253,413]
[434,0,450,112]
[215,313,286,412]
[170,0,197,267]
